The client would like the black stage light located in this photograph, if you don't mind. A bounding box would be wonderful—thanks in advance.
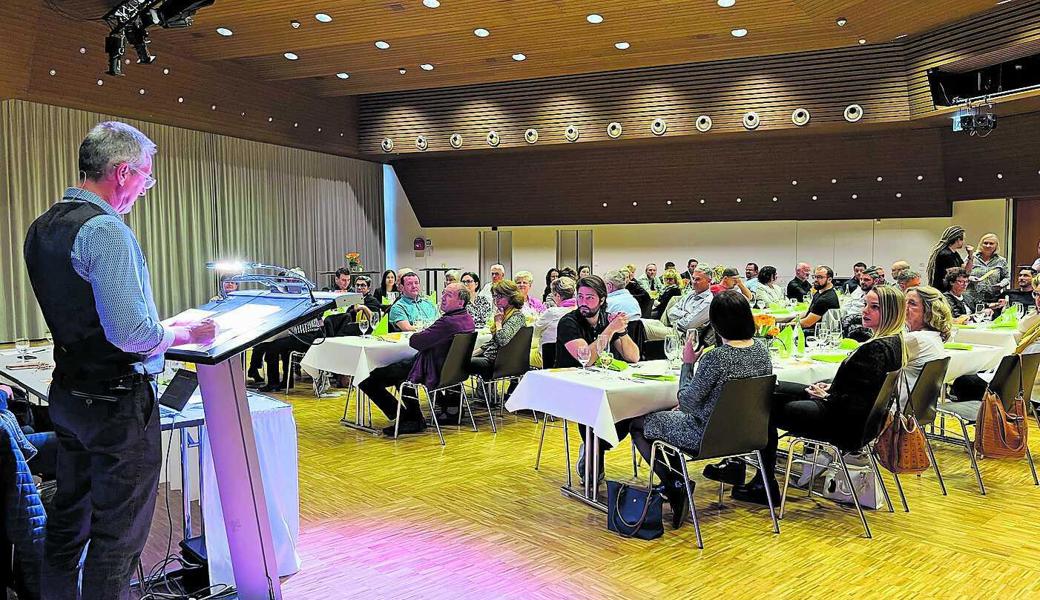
[157,0,215,28]
[125,25,156,64]
[105,32,126,76]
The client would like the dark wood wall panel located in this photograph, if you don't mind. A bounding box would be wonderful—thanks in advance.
[942,110,1040,202]
[360,44,911,155]
[392,128,948,227]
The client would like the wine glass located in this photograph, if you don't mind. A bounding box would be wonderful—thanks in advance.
[1014,302,1026,319]
[974,303,986,321]
[664,334,681,369]
[15,337,29,361]
[576,344,592,372]
[686,328,699,354]
[358,315,370,338]
[598,336,613,368]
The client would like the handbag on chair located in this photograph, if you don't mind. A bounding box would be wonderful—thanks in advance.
[606,481,664,540]
[975,385,1028,459]
[875,411,930,474]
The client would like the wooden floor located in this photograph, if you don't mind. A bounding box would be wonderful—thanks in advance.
[245,388,1040,600]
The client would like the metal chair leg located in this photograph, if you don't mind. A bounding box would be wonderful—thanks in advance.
[483,381,498,433]
[462,387,477,432]
[807,442,821,498]
[631,442,639,478]
[835,451,872,539]
[956,418,986,495]
[779,438,799,519]
[1025,444,1039,486]
[393,388,403,439]
[563,419,572,488]
[869,449,902,513]
[535,413,549,470]
[756,450,780,535]
[427,388,445,446]
[679,457,702,549]
[923,434,947,495]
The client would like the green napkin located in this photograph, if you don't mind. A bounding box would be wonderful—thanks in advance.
[810,353,849,363]
[605,358,630,371]
[768,302,786,311]
[372,312,389,336]
[632,373,679,381]
[989,323,1018,329]
[751,308,765,315]
[944,342,973,351]
[794,302,809,312]
[838,338,861,350]
[774,326,794,358]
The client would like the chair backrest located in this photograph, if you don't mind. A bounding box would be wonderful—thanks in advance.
[1020,352,1040,405]
[990,354,1023,411]
[492,326,534,379]
[695,375,778,459]
[853,370,902,449]
[906,357,950,425]
[437,332,478,389]
[659,295,681,328]
[541,343,557,369]
[626,320,648,361]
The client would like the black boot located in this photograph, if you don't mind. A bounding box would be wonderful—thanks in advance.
[702,457,746,486]
[731,474,780,507]
[660,478,691,529]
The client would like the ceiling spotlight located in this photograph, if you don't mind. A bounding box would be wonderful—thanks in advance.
[717,0,735,6]
[836,17,848,27]
[895,34,908,39]
[315,13,332,22]
[474,28,490,37]
[336,72,349,79]
[375,40,390,50]
[667,200,673,205]
[699,199,706,204]
[290,20,301,29]
[399,67,407,74]
[731,28,748,37]
[586,13,603,24]
[420,63,434,70]
[512,53,526,61]
[614,41,630,50]
[858,39,867,44]
[284,52,299,60]
[216,27,233,36]
[423,0,440,7]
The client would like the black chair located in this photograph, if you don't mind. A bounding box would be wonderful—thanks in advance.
[935,354,1039,494]
[888,357,951,512]
[780,370,901,539]
[541,342,557,369]
[397,332,478,445]
[648,375,779,549]
[626,320,648,361]
[477,326,534,433]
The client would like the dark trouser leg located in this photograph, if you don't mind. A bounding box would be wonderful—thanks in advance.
[762,383,830,483]
[264,333,318,387]
[578,418,633,467]
[358,358,419,421]
[26,431,57,480]
[248,343,267,374]
[951,374,987,402]
[43,382,162,600]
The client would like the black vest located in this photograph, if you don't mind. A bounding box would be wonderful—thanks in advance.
[24,201,144,387]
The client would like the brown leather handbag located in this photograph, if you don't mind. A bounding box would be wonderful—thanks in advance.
[974,385,1028,459]
[876,411,931,474]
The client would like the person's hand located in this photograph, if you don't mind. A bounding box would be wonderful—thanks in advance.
[188,318,218,344]
[954,314,970,325]
[356,305,374,320]
[806,383,830,399]
[966,245,974,254]
[605,311,628,335]
[682,334,701,364]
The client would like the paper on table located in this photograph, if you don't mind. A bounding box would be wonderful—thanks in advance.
[167,304,281,350]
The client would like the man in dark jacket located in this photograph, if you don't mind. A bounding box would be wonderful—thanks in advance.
[359,283,475,435]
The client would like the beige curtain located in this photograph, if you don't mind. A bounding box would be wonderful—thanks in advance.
[0,99,384,342]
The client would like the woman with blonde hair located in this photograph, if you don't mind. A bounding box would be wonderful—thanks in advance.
[469,279,527,382]
[514,270,546,313]
[969,232,1009,304]
[903,285,952,402]
[733,285,907,504]
[926,226,974,292]
[650,268,683,320]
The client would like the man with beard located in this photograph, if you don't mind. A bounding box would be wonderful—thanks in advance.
[841,262,867,294]
[1001,267,1036,308]
[796,266,840,329]
[787,262,812,300]
[555,275,640,483]
[745,262,760,293]
[845,266,881,315]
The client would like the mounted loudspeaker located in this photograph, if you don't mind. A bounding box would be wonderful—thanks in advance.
[415,135,428,151]
[449,133,463,148]
[564,125,580,142]
[791,108,811,126]
[380,138,394,152]
[524,128,539,143]
[607,122,623,139]
[650,118,667,135]
[743,111,760,130]
[844,104,864,122]
[695,115,712,133]
[486,131,500,147]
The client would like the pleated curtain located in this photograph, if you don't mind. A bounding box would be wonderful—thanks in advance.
[0,99,383,342]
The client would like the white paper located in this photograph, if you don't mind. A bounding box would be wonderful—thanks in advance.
[168,304,281,351]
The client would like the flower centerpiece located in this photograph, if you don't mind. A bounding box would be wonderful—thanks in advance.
[345,252,363,273]
[753,314,780,339]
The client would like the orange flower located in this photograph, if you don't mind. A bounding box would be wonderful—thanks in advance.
[753,314,776,328]
[767,326,781,337]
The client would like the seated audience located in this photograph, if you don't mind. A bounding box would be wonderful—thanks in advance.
[257,268,323,391]
[623,268,653,318]
[542,268,561,304]
[745,262,760,292]
[332,268,353,292]
[359,283,475,434]
[969,233,1010,304]
[1002,267,1037,308]
[903,285,952,403]
[480,264,506,297]
[577,264,592,279]
[668,268,713,333]
[389,271,439,331]
[462,271,493,325]
[891,260,910,282]
[0,384,57,480]
[796,266,840,330]
[733,286,906,504]
[681,258,700,283]
[752,266,785,307]
[650,269,683,320]
[844,266,881,315]
[534,276,577,368]
[842,262,868,294]
[556,275,640,482]
[604,269,643,319]
[711,267,753,300]
[444,270,460,286]
[927,226,974,291]
[373,269,398,304]
[896,269,922,292]
[638,263,663,292]
[630,291,772,528]
[324,276,382,337]
[514,270,546,314]
[560,266,578,280]
[787,262,812,300]
[664,261,677,271]
[470,279,527,376]
[943,268,978,323]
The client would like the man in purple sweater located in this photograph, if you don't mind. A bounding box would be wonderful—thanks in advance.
[360,282,475,435]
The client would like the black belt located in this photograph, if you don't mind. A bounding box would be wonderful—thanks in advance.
[56,372,155,396]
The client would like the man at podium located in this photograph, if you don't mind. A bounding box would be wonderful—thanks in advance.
[24,121,216,600]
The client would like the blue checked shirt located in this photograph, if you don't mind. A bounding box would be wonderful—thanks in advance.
[62,187,174,374]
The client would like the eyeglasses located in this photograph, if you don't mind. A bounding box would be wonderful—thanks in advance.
[461,279,475,284]
[129,166,156,190]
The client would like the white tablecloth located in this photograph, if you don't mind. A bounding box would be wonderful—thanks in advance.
[951,325,1021,354]
[505,361,679,446]
[772,356,841,385]
[300,336,418,384]
[772,344,1006,386]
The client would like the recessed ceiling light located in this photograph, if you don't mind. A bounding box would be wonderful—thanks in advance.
[895,34,908,39]
[731,28,748,37]
[667,200,673,205]
[811,195,818,200]
[420,63,434,70]
[474,28,490,37]
[268,116,273,122]
[896,192,902,198]
[375,40,390,50]
[163,67,170,75]
[290,20,301,29]
[398,67,407,74]
[284,52,299,60]
[423,0,440,7]
[216,27,233,37]
[512,53,526,61]
[699,199,705,204]
[717,0,736,7]
[586,13,603,24]
[858,39,867,44]
[831,178,837,184]
[602,203,608,207]
[997,173,1004,179]
[851,194,858,199]
[49,69,56,76]
[957,177,964,182]
[876,176,883,181]
[96,79,103,85]
[315,13,332,22]
[614,41,630,50]
[79,47,86,54]
[917,175,924,180]
[211,104,216,110]
[772,196,778,202]
[791,180,798,185]
[139,88,146,95]
[336,72,349,79]
[177,96,183,102]
[736,198,742,203]
[836,17,848,27]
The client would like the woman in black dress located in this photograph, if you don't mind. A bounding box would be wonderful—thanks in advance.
[926,226,974,292]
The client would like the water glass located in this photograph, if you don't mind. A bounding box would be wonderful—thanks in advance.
[15,337,29,360]
[974,303,986,320]
[664,334,681,368]
[598,337,613,368]
[576,344,592,371]
[358,316,370,338]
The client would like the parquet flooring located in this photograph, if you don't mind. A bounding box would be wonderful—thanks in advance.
[270,389,1040,600]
